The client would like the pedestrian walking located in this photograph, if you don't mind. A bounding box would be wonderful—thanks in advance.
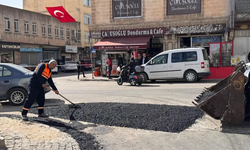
[21,59,59,121]
[106,56,113,79]
[77,61,86,79]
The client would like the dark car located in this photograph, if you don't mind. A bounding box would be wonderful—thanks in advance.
[0,63,51,105]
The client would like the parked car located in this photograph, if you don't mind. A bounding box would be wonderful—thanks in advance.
[141,48,211,82]
[83,60,94,70]
[60,61,77,72]
[18,64,36,71]
[43,59,58,73]
[0,63,51,105]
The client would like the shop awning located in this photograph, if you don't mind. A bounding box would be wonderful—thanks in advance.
[93,36,151,50]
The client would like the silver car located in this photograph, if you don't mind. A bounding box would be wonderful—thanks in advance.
[60,61,77,72]
[0,63,50,105]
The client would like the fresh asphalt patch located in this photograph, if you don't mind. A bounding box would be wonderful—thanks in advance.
[30,102,204,133]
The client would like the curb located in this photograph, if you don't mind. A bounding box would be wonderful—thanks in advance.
[80,78,117,82]
[0,137,6,150]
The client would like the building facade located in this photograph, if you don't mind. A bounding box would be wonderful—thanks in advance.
[0,4,81,65]
[23,0,93,56]
[90,0,234,77]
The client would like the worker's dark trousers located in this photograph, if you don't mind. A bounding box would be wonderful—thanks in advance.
[108,66,112,78]
[22,87,45,116]
[78,71,85,79]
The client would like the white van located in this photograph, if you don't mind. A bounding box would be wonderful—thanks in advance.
[141,48,211,82]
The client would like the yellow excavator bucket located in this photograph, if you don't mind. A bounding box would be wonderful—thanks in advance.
[193,62,247,125]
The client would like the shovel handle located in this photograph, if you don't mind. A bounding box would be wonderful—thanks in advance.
[49,87,77,106]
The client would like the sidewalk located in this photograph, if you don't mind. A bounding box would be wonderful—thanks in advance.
[0,113,99,150]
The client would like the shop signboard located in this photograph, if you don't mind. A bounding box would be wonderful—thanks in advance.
[90,31,102,39]
[94,45,147,50]
[65,45,77,53]
[113,0,142,18]
[166,24,226,34]
[101,27,166,38]
[20,48,42,52]
[192,36,222,47]
[1,44,20,49]
[167,0,201,15]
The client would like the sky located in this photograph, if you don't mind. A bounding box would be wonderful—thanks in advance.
[0,0,23,9]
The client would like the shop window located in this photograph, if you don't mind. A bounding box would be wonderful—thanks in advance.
[48,25,52,37]
[3,67,11,76]
[24,22,29,34]
[42,25,46,36]
[1,52,13,63]
[151,54,168,65]
[14,19,19,33]
[179,37,191,48]
[32,23,37,35]
[5,18,10,32]
[66,28,70,40]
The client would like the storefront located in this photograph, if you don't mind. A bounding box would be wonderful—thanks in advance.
[42,46,61,60]
[61,45,78,62]
[20,47,42,65]
[91,28,166,76]
[166,23,235,79]
[0,43,20,63]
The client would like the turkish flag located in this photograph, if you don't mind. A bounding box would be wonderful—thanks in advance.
[46,6,76,23]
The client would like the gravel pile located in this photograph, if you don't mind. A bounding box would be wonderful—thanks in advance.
[30,103,203,133]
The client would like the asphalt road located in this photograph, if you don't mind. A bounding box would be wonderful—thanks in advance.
[1,72,250,150]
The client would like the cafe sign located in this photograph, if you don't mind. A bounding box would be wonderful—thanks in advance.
[113,0,142,18]
[167,0,201,15]
[101,28,166,38]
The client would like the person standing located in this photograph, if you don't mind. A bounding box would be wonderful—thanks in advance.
[117,54,123,67]
[77,61,86,79]
[21,59,59,121]
[106,56,113,79]
[141,53,149,65]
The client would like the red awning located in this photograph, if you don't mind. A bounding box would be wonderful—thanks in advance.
[93,36,151,50]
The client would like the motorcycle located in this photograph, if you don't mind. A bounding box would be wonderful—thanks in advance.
[117,65,144,86]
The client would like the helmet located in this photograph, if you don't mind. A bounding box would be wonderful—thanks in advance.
[116,66,121,72]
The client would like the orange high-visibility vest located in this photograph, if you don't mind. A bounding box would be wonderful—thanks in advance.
[35,63,52,79]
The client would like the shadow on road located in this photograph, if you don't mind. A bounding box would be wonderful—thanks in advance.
[221,119,250,135]
[145,79,221,85]
[0,99,65,112]
[0,114,100,150]
[29,102,204,133]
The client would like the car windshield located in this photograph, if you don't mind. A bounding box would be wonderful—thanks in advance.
[12,64,33,73]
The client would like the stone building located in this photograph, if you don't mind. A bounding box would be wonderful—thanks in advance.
[23,0,93,60]
[0,4,81,65]
[90,0,233,78]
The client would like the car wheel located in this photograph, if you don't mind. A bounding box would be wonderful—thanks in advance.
[185,70,198,82]
[129,78,136,86]
[8,88,27,105]
[117,78,123,85]
[141,73,148,83]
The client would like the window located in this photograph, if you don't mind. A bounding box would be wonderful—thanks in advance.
[55,27,59,38]
[76,30,81,43]
[202,49,209,60]
[42,25,46,36]
[171,51,198,63]
[151,55,168,65]
[24,22,29,34]
[32,23,37,35]
[14,19,19,33]
[60,27,64,39]
[66,28,70,40]
[83,0,91,7]
[1,67,12,77]
[5,18,10,32]
[84,32,90,43]
[84,14,91,24]
[48,25,52,37]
